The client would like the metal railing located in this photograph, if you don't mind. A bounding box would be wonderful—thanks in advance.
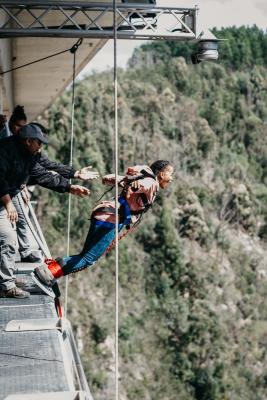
[17,192,51,259]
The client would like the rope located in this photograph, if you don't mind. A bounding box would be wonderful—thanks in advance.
[104,223,139,255]
[0,44,80,76]
[113,1,119,399]
[64,38,83,318]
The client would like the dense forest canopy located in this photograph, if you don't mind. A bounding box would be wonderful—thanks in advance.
[38,26,267,400]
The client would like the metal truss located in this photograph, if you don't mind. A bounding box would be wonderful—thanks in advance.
[0,1,198,40]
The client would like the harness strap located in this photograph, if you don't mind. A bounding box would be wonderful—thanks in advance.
[118,197,132,226]
[140,169,156,180]
[93,169,157,226]
[94,219,117,229]
[122,169,156,186]
[93,204,129,225]
[93,206,116,214]
[93,197,132,228]
[140,192,150,208]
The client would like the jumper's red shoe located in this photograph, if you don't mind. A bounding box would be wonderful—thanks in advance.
[31,258,64,298]
[45,258,64,279]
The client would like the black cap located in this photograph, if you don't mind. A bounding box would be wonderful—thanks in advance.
[19,123,49,144]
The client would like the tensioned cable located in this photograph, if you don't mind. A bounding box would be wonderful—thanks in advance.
[65,38,83,318]
[113,1,119,399]
[0,47,74,76]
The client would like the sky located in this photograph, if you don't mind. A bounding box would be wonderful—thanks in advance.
[80,0,267,77]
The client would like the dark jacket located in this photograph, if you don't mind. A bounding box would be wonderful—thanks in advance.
[0,129,76,180]
[28,152,76,185]
[37,153,76,179]
[0,136,70,198]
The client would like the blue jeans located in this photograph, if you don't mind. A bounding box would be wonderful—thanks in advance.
[61,219,123,275]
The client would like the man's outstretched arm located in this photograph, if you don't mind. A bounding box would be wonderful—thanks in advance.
[38,153,99,181]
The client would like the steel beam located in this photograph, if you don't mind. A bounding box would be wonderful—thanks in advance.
[0,2,198,40]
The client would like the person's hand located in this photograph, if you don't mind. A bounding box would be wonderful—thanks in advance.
[0,114,7,130]
[74,166,99,181]
[126,167,138,176]
[69,185,91,197]
[125,180,141,199]
[6,202,18,223]
[21,187,30,204]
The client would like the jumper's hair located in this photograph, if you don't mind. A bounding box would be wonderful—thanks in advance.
[150,160,170,176]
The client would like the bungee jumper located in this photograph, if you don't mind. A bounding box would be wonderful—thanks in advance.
[32,160,174,297]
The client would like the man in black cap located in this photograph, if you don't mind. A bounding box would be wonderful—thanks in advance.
[0,112,98,264]
[0,123,91,298]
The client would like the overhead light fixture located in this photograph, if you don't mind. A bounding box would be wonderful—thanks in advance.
[191,30,221,64]
[191,40,219,64]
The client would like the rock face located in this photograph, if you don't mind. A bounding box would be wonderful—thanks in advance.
[220,180,256,231]
[175,192,210,242]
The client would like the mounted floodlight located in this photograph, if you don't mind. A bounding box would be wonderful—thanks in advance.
[191,30,220,64]
[192,40,219,63]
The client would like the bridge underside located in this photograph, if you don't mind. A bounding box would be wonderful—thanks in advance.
[0,1,197,120]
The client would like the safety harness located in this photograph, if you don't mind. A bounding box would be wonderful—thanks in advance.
[93,169,157,229]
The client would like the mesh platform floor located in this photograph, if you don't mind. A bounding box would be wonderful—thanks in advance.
[0,330,70,399]
[0,264,72,399]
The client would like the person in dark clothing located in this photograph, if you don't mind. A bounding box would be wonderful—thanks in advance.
[0,105,27,138]
[0,124,92,299]
[0,112,98,263]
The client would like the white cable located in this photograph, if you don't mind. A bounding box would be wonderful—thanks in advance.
[113,1,119,399]
[65,49,77,317]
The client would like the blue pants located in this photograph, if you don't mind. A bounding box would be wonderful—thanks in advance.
[61,219,123,275]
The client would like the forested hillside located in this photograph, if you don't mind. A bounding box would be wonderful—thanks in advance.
[37,26,267,400]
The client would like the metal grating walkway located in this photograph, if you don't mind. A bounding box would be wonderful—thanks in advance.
[0,330,70,398]
[0,195,93,400]
[0,262,74,400]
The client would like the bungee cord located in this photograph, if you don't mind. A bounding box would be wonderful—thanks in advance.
[113,0,119,398]
[65,38,83,318]
[0,41,82,76]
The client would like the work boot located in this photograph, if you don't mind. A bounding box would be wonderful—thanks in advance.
[31,262,58,299]
[21,253,41,263]
[15,277,28,288]
[34,263,56,287]
[0,286,30,299]
[33,259,63,286]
